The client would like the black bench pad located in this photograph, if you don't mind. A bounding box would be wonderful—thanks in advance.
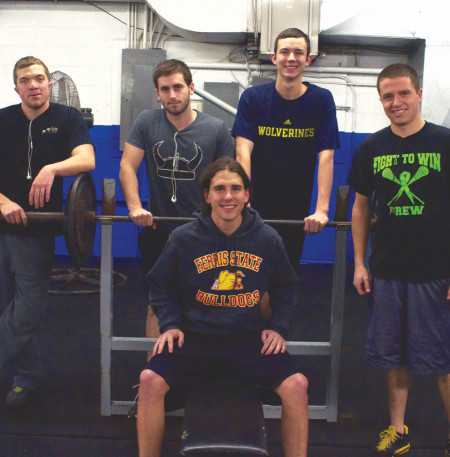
[180,375,268,456]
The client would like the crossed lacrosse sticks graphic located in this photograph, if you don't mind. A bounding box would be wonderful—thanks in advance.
[382,166,429,206]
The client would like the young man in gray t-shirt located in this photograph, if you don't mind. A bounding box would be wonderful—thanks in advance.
[119,59,234,340]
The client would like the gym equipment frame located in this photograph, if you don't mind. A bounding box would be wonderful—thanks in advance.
[99,184,351,422]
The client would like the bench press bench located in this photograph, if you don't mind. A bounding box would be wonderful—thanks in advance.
[180,375,268,456]
[100,185,351,453]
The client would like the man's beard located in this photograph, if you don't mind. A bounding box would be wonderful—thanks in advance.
[163,98,190,116]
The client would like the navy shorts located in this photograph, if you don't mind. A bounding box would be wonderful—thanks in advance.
[365,276,450,375]
[147,332,300,396]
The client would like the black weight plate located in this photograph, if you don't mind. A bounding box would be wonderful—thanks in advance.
[64,173,97,267]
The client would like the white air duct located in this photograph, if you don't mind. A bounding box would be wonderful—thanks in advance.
[146,0,248,43]
[146,0,320,54]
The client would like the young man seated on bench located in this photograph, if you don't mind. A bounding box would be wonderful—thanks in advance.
[137,157,309,457]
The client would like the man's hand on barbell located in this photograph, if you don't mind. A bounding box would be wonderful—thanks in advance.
[0,200,27,225]
[29,166,55,209]
[304,210,329,234]
[129,207,153,226]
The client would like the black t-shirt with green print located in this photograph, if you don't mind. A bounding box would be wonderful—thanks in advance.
[349,122,450,282]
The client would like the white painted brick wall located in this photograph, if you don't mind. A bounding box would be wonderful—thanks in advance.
[1,1,449,131]
[0,1,128,125]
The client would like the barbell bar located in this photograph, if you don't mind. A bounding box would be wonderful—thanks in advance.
[1,173,352,267]
[23,212,352,226]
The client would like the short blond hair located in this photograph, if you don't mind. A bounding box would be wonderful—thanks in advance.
[13,56,50,85]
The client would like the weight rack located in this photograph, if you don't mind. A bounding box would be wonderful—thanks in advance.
[99,185,350,422]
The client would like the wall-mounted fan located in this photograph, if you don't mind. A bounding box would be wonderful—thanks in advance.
[49,71,93,128]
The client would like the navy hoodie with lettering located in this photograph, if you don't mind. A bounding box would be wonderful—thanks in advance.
[147,207,298,338]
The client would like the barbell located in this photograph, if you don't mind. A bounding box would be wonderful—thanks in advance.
[1,173,351,267]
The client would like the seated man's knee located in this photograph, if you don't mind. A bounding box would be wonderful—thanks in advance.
[276,373,308,400]
[139,369,169,400]
[147,305,156,318]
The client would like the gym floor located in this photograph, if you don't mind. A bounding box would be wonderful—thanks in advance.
[0,257,446,457]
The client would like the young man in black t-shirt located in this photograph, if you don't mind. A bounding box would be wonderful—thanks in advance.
[0,56,95,407]
[349,63,450,456]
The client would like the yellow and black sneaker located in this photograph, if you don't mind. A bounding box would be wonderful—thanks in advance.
[445,438,449,457]
[5,385,36,407]
[375,425,410,456]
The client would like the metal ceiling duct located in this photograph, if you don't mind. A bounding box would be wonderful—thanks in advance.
[145,0,248,44]
[146,0,320,55]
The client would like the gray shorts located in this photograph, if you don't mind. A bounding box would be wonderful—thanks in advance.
[365,276,450,375]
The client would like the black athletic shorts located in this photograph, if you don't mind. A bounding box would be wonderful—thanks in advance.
[147,332,300,397]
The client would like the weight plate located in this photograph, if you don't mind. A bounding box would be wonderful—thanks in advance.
[64,173,97,267]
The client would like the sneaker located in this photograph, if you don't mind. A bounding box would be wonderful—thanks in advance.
[445,439,449,457]
[375,425,410,456]
[5,386,36,407]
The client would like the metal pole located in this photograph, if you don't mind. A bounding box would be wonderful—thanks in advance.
[327,225,349,421]
[193,87,237,116]
[100,218,113,416]
[127,3,131,49]
[143,3,148,49]
[2,212,352,228]
[185,62,383,75]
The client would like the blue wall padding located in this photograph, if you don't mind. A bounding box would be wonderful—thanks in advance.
[56,126,370,263]
[301,131,367,263]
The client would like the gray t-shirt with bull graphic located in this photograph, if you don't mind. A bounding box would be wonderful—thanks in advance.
[127,109,235,227]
